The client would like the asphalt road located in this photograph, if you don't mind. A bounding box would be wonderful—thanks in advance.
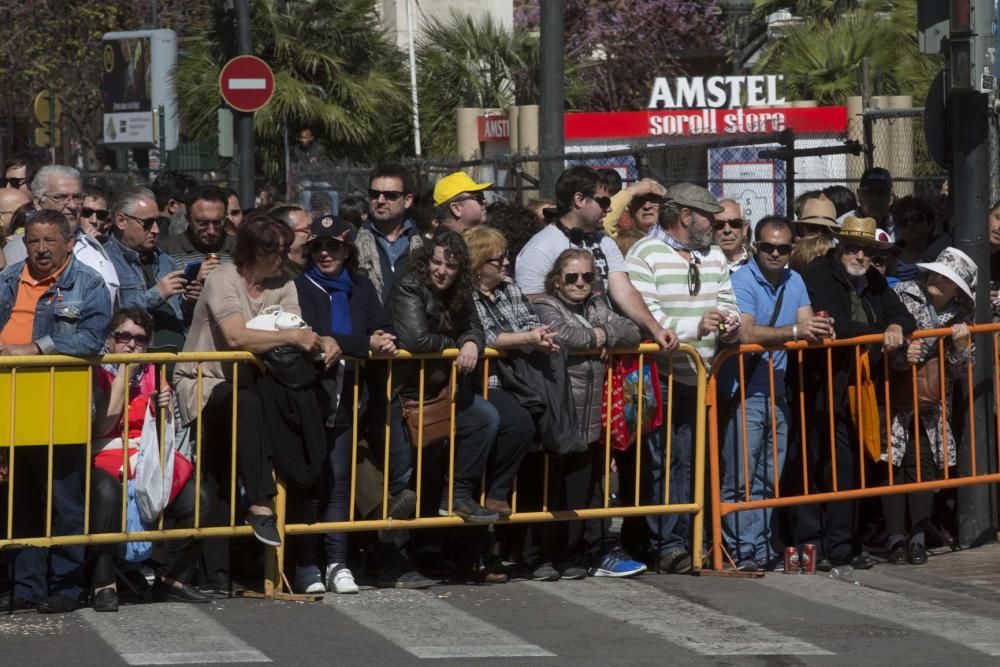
[3,550,1000,666]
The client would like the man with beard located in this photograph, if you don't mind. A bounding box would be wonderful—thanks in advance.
[626,183,739,573]
[160,184,232,270]
[798,215,914,571]
[151,170,197,240]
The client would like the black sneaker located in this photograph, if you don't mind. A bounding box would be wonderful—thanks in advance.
[656,549,693,574]
[387,489,418,519]
[37,594,83,614]
[439,497,499,524]
[92,588,119,613]
[246,512,281,546]
[198,571,244,599]
[531,563,560,582]
[378,553,437,589]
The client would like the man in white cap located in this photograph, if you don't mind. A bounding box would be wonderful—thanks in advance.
[432,172,491,234]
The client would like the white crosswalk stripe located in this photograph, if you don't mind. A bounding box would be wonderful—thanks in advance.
[81,603,271,665]
[526,578,834,656]
[759,574,1000,656]
[323,588,555,659]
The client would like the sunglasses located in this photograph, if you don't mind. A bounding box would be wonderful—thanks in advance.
[895,213,926,227]
[1,177,27,188]
[585,193,612,210]
[122,212,159,231]
[563,272,595,284]
[112,331,149,347]
[82,207,109,221]
[687,256,701,296]
[712,218,746,231]
[310,237,347,253]
[485,250,510,266]
[842,243,872,257]
[456,192,486,206]
[758,242,793,256]
[871,254,888,267]
[368,189,405,202]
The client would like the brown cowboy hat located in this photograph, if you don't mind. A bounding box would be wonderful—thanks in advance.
[833,215,894,250]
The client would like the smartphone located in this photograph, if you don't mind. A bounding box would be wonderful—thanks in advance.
[183,261,202,283]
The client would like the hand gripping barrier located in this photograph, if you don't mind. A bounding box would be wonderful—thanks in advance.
[706,323,1000,571]
[0,343,708,600]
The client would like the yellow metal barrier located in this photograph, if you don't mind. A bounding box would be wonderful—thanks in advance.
[0,344,708,600]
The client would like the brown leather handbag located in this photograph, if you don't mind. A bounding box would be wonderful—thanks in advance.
[890,357,943,409]
[400,387,453,447]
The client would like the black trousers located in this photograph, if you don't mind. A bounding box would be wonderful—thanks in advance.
[89,468,213,587]
[882,416,938,539]
[202,381,277,503]
[484,390,532,502]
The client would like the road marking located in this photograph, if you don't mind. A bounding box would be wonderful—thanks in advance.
[81,603,271,665]
[324,589,554,659]
[526,578,833,656]
[760,574,1000,656]
[227,79,267,90]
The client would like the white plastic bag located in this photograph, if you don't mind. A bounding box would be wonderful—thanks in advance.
[245,304,306,331]
[134,404,176,523]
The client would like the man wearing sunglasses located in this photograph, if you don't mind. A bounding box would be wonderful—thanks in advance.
[80,185,111,244]
[713,199,750,272]
[3,155,34,195]
[627,182,739,574]
[721,217,833,571]
[432,171,491,234]
[105,186,187,346]
[31,165,119,304]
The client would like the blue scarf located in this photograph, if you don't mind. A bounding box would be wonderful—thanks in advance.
[305,264,353,337]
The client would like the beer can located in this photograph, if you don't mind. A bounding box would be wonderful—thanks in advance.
[801,544,817,574]
[206,253,219,261]
[816,310,828,319]
[783,546,799,573]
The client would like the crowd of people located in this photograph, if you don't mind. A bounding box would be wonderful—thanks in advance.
[0,154,987,615]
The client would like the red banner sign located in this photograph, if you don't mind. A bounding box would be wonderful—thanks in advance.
[478,115,511,143]
[564,107,847,140]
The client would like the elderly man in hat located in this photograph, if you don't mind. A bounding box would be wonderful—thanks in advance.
[627,182,741,573]
[432,172,491,234]
[798,215,916,572]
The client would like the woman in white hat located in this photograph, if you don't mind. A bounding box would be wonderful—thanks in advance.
[883,247,976,565]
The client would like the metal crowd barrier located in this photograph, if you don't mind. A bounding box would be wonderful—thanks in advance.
[0,344,707,600]
[706,323,1000,571]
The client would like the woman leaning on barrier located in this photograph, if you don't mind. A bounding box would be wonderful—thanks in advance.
[532,248,648,580]
[883,247,976,565]
[90,307,213,612]
[173,212,339,548]
[293,215,397,595]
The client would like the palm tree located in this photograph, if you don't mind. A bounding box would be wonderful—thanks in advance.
[174,0,410,177]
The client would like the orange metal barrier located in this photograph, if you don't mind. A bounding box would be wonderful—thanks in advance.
[707,323,1000,571]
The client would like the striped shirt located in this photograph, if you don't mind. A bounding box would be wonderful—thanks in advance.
[626,237,738,384]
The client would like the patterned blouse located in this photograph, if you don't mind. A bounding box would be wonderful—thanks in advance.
[472,279,541,389]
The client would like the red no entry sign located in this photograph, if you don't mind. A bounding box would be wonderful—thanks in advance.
[219,55,275,113]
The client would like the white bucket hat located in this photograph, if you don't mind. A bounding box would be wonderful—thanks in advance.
[916,247,977,301]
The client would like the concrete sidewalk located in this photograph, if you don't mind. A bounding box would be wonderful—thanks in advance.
[852,540,1000,602]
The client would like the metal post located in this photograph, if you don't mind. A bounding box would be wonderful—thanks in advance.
[950,90,998,547]
[405,0,422,159]
[234,0,255,210]
[48,91,56,165]
[782,129,795,217]
[539,0,564,199]
[158,104,166,173]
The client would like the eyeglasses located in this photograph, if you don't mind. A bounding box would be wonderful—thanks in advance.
[585,194,612,210]
[842,243,872,257]
[112,331,149,347]
[563,272,595,284]
[192,218,226,229]
[687,256,701,296]
[81,207,109,221]
[758,242,793,256]
[484,250,509,267]
[712,218,746,231]
[122,212,159,231]
[43,192,84,206]
[1,177,27,188]
[368,189,405,202]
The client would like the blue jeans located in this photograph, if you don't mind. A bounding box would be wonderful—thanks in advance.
[449,389,499,501]
[720,393,789,562]
[641,381,697,557]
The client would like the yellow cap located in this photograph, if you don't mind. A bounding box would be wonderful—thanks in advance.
[433,171,492,206]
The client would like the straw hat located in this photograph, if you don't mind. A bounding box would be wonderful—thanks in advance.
[796,197,839,229]
[834,216,894,250]
[917,246,977,301]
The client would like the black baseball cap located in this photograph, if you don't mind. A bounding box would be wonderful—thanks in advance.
[308,214,353,241]
[860,167,892,191]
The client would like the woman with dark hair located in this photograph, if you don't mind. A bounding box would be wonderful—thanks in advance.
[484,202,540,273]
[892,196,951,283]
[821,185,858,217]
[174,211,339,548]
[293,215,397,594]
[386,229,501,524]
[90,307,212,611]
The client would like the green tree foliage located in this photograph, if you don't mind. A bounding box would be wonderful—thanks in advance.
[173,0,410,177]
[752,0,941,104]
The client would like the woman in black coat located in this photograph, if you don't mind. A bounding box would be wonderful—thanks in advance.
[294,215,397,595]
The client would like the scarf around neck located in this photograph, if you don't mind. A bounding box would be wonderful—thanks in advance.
[305,263,354,337]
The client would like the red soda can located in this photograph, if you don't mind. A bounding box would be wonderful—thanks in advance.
[206,253,219,261]
[816,310,828,319]
[783,546,800,573]
[801,544,817,574]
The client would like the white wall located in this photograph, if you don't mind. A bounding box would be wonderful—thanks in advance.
[380,0,514,49]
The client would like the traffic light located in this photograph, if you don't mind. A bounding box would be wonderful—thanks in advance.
[948,0,997,92]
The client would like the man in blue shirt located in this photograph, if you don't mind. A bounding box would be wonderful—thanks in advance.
[724,216,834,570]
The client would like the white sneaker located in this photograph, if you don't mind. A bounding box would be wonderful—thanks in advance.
[326,565,359,594]
[304,580,326,595]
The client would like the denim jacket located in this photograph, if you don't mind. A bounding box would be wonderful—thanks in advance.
[103,235,183,321]
[0,257,112,355]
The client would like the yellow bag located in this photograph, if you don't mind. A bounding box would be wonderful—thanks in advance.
[847,351,882,461]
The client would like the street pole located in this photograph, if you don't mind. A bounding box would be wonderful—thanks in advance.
[950,90,998,547]
[539,0,564,199]
[235,0,255,209]
[405,0,421,159]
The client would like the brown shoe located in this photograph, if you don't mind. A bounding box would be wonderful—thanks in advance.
[485,498,512,518]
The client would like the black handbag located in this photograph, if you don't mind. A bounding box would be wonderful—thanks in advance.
[259,346,318,389]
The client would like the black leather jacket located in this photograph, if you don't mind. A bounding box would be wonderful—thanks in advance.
[386,271,485,398]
